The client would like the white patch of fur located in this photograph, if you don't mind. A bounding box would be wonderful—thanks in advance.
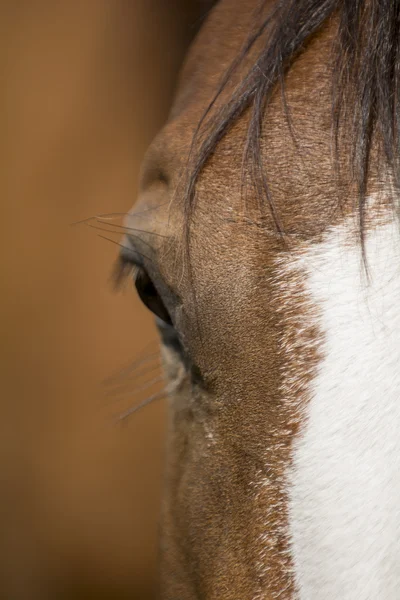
[288,209,400,599]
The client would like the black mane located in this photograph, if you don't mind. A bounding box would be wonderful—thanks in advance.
[185,0,400,243]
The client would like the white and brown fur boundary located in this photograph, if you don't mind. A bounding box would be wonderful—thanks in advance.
[121,1,400,597]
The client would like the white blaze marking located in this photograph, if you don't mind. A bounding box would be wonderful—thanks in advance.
[288,211,400,599]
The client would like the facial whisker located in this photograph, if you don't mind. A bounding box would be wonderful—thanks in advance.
[104,364,162,396]
[104,375,165,407]
[103,345,159,385]
[70,203,170,226]
[96,234,154,264]
[95,218,169,239]
[85,222,156,253]
[116,390,166,421]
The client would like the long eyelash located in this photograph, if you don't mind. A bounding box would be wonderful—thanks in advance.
[71,214,167,249]
[96,232,153,263]
[83,220,160,251]
[70,203,170,226]
[112,254,140,291]
[95,219,168,240]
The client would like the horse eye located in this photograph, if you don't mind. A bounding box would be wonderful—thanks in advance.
[134,267,172,326]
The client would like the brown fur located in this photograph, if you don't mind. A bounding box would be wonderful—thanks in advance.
[125,1,372,597]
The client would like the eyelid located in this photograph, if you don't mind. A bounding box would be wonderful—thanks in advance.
[116,243,173,327]
[119,244,144,269]
[116,237,182,326]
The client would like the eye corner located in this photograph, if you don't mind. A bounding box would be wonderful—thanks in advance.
[156,316,180,345]
[156,317,206,389]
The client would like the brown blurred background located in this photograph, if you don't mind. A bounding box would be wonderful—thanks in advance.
[1,2,209,598]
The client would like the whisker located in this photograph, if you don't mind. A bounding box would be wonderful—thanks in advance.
[104,363,162,396]
[70,213,131,226]
[96,234,154,264]
[101,375,165,408]
[103,344,159,385]
[70,203,170,226]
[85,222,157,253]
[116,390,166,421]
[95,218,169,239]
[105,375,164,402]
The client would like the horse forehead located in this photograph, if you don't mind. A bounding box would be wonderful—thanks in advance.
[150,19,337,243]
[171,0,266,118]
[133,0,337,261]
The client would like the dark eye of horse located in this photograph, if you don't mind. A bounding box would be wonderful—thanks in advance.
[129,260,203,385]
[134,267,172,326]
